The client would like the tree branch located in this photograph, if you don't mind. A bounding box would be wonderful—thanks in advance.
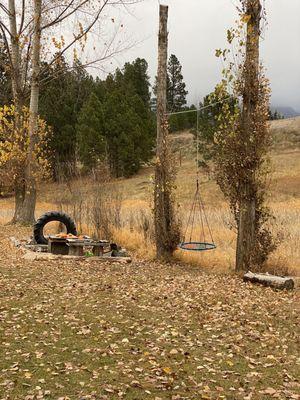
[0,25,12,66]
[41,0,110,73]
[0,19,12,38]
[0,2,11,16]
[41,0,89,30]
[18,0,26,35]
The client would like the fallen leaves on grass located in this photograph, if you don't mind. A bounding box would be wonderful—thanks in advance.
[0,225,299,399]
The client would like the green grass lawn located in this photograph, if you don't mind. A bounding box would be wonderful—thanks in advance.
[0,227,299,400]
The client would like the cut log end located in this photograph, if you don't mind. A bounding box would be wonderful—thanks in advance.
[243,271,295,290]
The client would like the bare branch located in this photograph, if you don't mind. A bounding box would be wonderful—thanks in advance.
[0,25,12,66]
[18,0,26,35]
[39,42,124,87]
[0,19,13,38]
[42,0,110,72]
[41,0,89,30]
[41,0,143,29]
[0,2,11,16]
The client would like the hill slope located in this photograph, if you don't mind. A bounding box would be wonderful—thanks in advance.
[271,116,300,148]
[170,117,300,151]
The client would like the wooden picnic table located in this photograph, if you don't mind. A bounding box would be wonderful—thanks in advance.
[66,239,110,256]
[48,236,110,257]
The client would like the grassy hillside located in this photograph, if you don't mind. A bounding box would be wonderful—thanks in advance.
[0,118,299,274]
[271,117,300,148]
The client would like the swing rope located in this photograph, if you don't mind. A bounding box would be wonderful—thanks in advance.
[178,109,216,252]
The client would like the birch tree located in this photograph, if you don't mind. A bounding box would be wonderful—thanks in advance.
[0,0,138,224]
[19,0,42,222]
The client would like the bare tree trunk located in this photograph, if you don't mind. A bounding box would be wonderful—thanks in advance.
[236,0,261,272]
[156,5,168,158]
[12,184,25,222]
[7,0,27,224]
[154,5,179,260]
[8,0,21,102]
[17,0,42,224]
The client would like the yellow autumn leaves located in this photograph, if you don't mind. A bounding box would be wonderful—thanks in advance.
[0,104,52,185]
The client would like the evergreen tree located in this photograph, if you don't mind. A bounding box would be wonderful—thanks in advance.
[103,84,154,177]
[39,57,93,177]
[197,92,238,162]
[168,105,196,132]
[153,54,188,118]
[97,59,155,177]
[268,108,284,120]
[76,92,106,169]
[122,58,151,107]
[40,56,155,178]
[167,54,188,112]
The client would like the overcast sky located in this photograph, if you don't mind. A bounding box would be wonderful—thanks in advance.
[107,0,300,111]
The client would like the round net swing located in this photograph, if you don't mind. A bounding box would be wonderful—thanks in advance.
[179,180,216,251]
[177,108,216,252]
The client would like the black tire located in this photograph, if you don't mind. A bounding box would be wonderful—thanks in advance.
[33,211,77,245]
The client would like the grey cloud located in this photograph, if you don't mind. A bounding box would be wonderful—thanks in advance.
[111,0,300,111]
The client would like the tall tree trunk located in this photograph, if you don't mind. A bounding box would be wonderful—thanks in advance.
[156,5,168,158]
[154,5,179,260]
[7,0,27,223]
[8,0,21,102]
[17,0,42,224]
[12,184,25,222]
[236,0,261,271]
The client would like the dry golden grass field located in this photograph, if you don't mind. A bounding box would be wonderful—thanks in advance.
[0,118,299,274]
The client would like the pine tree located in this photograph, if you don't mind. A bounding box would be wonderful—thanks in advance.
[268,108,284,120]
[153,54,188,114]
[167,54,188,112]
[95,59,155,177]
[76,92,106,170]
[41,57,155,178]
[103,86,154,177]
[197,92,238,162]
[122,58,151,107]
[39,58,93,177]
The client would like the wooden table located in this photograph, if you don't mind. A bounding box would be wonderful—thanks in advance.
[48,237,69,255]
[48,237,110,256]
[67,239,110,256]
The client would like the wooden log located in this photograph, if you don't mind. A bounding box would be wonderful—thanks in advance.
[243,271,294,290]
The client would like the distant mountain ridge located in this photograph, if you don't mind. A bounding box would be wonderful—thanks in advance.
[271,106,300,118]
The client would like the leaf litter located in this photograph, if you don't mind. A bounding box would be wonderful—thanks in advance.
[0,225,299,399]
